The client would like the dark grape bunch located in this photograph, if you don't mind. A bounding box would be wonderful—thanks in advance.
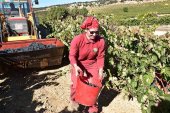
[0,42,56,54]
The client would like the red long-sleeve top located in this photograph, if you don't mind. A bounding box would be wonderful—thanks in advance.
[69,33,106,69]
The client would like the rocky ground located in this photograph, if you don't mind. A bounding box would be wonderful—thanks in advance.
[0,64,141,113]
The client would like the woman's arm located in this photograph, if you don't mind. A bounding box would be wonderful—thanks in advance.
[69,37,82,76]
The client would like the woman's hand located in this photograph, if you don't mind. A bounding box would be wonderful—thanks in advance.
[73,64,82,76]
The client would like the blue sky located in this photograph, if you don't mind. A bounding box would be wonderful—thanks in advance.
[34,0,96,8]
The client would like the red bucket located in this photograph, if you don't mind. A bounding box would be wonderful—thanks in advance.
[75,76,102,106]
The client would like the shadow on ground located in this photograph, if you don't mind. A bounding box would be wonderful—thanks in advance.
[98,86,119,112]
[151,99,170,113]
[0,59,69,113]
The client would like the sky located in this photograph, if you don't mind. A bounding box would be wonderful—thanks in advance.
[33,0,96,8]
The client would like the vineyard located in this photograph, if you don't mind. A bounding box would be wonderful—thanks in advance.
[35,1,170,111]
[0,1,169,113]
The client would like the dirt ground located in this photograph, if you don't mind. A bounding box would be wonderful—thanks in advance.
[0,63,142,113]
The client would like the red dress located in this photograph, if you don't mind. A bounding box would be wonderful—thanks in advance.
[69,33,106,112]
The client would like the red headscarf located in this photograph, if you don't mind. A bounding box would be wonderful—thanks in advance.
[80,16,99,30]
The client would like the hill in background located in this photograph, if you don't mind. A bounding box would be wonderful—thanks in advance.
[34,0,165,12]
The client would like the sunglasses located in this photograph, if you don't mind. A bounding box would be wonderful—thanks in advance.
[89,31,99,35]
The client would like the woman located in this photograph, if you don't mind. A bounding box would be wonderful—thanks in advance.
[69,16,106,113]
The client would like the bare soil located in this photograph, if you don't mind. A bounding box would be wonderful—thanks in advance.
[0,63,141,113]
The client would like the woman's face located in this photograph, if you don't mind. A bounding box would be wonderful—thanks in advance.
[86,28,99,40]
